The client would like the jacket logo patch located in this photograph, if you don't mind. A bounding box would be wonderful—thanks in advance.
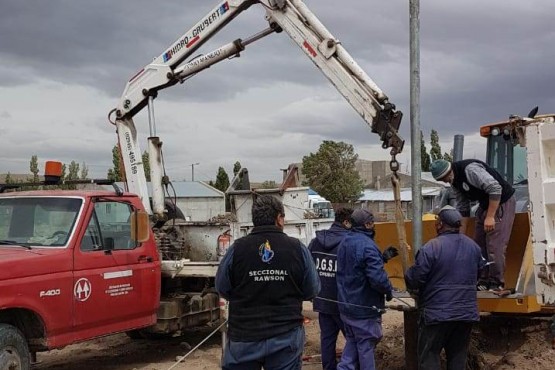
[259,240,274,263]
[462,182,470,191]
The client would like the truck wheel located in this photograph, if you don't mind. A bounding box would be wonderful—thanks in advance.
[0,324,30,370]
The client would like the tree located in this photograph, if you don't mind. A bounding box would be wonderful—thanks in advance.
[30,155,40,183]
[67,161,80,180]
[443,151,453,162]
[420,131,431,172]
[214,167,230,193]
[61,164,67,181]
[429,129,443,161]
[233,161,242,176]
[260,180,277,189]
[4,172,12,184]
[142,151,151,182]
[107,145,122,182]
[80,162,89,180]
[302,140,363,203]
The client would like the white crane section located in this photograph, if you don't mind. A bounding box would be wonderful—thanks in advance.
[525,115,555,304]
[110,0,404,221]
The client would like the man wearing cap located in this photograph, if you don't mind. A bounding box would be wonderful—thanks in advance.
[309,207,353,370]
[405,205,485,370]
[430,159,515,292]
[336,209,395,370]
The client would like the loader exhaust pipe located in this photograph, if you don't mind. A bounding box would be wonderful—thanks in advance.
[453,134,464,161]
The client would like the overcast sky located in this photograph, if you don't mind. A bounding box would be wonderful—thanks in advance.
[1,0,554,183]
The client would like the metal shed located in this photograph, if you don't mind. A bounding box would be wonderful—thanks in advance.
[109,181,225,222]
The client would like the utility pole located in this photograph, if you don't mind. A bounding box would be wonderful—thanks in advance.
[191,162,200,181]
[405,2,421,370]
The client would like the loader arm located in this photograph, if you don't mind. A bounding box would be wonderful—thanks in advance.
[112,0,404,220]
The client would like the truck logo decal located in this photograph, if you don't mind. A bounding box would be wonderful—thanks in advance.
[40,289,61,298]
[162,2,229,63]
[74,278,92,302]
[103,270,133,279]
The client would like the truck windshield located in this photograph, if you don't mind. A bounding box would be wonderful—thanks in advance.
[0,197,82,247]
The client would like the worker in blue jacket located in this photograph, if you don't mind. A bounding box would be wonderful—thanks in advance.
[336,209,396,370]
[405,205,485,370]
[309,207,353,370]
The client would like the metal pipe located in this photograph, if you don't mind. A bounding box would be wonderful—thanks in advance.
[453,134,464,161]
[147,96,156,137]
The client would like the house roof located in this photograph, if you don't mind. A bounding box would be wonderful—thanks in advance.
[421,172,447,186]
[358,187,441,202]
[105,181,224,198]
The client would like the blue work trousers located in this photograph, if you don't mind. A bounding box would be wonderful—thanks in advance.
[337,315,382,370]
[319,313,345,370]
[222,325,304,370]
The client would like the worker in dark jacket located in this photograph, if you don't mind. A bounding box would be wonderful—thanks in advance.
[431,159,515,291]
[309,207,353,370]
[215,195,320,370]
[336,209,394,370]
[405,205,485,370]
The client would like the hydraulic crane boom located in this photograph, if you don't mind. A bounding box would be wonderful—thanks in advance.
[110,0,404,220]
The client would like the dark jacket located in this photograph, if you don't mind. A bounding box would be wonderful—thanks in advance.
[405,231,485,325]
[309,222,350,315]
[452,159,515,211]
[215,225,320,341]
[336,228,392,319]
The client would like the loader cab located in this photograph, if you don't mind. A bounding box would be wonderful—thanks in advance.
[481,122,529,213]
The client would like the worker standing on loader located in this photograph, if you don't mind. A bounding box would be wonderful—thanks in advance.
[405,205,485,370]
[430,159,515,292]
[309,207,353,370]
[215,195,320,370]
[336,209,395,370]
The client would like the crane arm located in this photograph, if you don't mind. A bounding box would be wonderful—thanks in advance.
[111,0,404,220]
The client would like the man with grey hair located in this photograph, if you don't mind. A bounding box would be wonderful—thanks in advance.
[216,195,320,370]
[405,205,485,370]
[430,159,515,292]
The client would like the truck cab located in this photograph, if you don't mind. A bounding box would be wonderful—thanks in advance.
[306,192,335,219]
[0,189,160,366]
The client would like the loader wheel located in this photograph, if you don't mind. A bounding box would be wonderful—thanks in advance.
[0,324,31,370]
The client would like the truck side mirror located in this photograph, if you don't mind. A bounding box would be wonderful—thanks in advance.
[131,210,150,243]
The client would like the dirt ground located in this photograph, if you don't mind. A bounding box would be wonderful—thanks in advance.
[34,302,555,370]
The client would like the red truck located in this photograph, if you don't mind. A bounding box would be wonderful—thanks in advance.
[0,183,224,369]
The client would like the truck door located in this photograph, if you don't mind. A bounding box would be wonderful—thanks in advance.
[72,199,159,339]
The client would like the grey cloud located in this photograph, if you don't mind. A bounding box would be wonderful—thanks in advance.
[1,0,554,180]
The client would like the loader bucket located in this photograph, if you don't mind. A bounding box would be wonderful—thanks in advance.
[375,212,543,313]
